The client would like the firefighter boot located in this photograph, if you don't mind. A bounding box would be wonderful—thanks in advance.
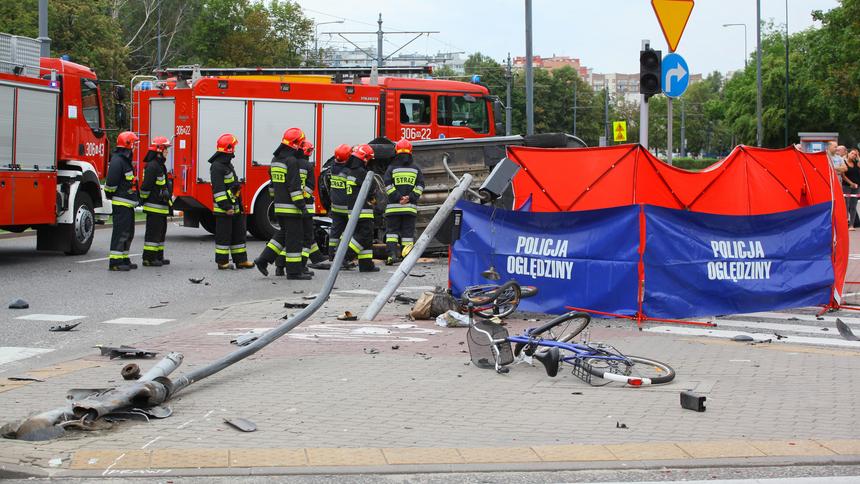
[217,262,234,270]
[160,258,171,265]
[254,257,269,276]
[359,258,380,273]
[109,265,131,272]
[128,263,139,270]
[287,272,312,280]
[236,261,255,270]
[275,266,285,277]
[143,259,164,267]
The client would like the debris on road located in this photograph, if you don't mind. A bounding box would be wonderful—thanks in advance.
[732,334,754,342]
[391,345,400,350]
[121,364,141,380]
[7,376,45,382]
[408,273,426,278]
[394,294,417,304]
[435,310,470,328]
[231,331,265,346]
[95,345,158,359]
[284,301,309,309]
[224,417,256,432]
[836,318,859,341]
[410,288,458,320]
[616,422,628,429]
[188,277,205,284]
[8,298,29,309]
[364,348,379,355]
[148,304,168,309]
[49,323,81,332]
[680,391,707,412]
[337,311,358,321]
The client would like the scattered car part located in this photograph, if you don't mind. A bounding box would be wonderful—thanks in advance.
[95,345,158,359]
[49,322,81,332]
[224,417,256,432]
[189,277,205,284]
[836,318,859,341]
[284,301,309,309]
[121,363,141,380]
[231,332,262,346]
[8,299,29,309]
[680,391,707,412]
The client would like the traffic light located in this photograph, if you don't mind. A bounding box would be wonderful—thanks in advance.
[639,48,662,99]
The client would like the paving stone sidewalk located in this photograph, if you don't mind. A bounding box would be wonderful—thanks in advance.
[1,259,859,478]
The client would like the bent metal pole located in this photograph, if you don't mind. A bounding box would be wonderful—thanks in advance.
[171,171,376,394]
[362,173,473,321]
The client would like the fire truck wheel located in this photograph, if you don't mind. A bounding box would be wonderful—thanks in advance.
[66,192,95,255]
[249,191,277,241]
[199,210,216,235]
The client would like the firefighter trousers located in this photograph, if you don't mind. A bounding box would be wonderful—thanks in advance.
[328,212,348,260]
[109,205,135,268]
[348,217,376,271]
[257,215,303,274]
[142,213,167,262]
[385,214,417,259]
[302,215,326,265]
[214,213,248,265]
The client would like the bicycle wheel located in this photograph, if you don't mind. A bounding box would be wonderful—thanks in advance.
[464,283,521,319]
[514,312,591,358]
[579,355,675,386]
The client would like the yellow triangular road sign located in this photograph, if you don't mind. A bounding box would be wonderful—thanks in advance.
[613,121,627,142]
[652,0,694,52]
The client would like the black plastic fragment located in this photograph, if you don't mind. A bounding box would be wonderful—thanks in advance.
[680,391,706,412]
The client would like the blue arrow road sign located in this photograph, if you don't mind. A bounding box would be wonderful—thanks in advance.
[662,52,689,98]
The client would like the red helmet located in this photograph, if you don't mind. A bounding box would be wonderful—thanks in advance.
[281,127,305,149]
[352,144,375,164]
[300,140,314,156]
[395,138,413,154]
[149,136,171,153]
[216,133,239,154]
[334,143,352,163]
[116,131,139,149]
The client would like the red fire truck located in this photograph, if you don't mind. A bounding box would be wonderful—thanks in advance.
[0,33,118,254]
[132,69,501,240]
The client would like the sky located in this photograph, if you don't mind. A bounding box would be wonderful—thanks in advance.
[295,0,840,75]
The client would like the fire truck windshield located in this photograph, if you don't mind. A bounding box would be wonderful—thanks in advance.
[437,94,489,134]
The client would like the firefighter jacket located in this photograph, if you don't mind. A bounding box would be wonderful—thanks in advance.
[346,156,374,220]
[298,152,315,215]
[104,147,139,208]
[209,152,241,214]
[383,153,424,216]
[269,145,305,217]
[139,151,171,215]
[328,160,352,215]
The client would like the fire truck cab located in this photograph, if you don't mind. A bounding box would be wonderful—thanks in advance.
[133,71,500,241]
[0,33,115,254]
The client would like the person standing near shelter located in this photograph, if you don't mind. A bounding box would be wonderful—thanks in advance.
[827,141,848,174]
[346,144,379,272]
[253,128,309,280]
[326,143,354,265]
[209,134,254,270]
[844,148,860,231]
[139,136,172,267]
[298,140,331,271]
[383,138,424,265]
[104,131,140,271]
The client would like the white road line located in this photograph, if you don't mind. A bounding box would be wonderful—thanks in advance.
[738,311,860,326]
[713,319,854,335]
[15,314,84,322]
[336,289,379,296]
[100,317,174,326]
[398,286,436,291]
[644,325,860,349]
[77,254,141,264]
[0,347,54,366]
[140,436,161,449]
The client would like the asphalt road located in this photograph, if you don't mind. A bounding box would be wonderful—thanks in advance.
[0,221,396,376]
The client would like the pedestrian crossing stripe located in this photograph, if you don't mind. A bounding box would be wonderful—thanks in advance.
[100,317,174,326]
[0,347,53,366]
[15,314,85,322]
[713,319,857,335]
[739,311,860,326]
[645,326,860,349]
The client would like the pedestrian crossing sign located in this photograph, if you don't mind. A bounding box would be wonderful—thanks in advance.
[613,121,627,142]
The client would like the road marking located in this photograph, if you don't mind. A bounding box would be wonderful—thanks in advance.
[644,326,860,348]
[0,347,54,366]
[713,319,854,335]
[399,286,435,291]
[77,253,141,264]
[738,311,860,326]
[285,323,439,343]
[336,289,379,296]
[100,317,174,326]
[15,314,84,322]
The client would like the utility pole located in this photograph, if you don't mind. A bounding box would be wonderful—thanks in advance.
[604,86,610,145]
[640,40,650,150]
[37,0,50,57]
[680,99,686,157]
[325,15,437,74]
[756,0,763,147]
[667,98,674,164]
[525,0,534,136]
[505,53,512,136]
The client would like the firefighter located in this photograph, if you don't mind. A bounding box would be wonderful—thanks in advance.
[326,143,354,264]
[346,144,379,272]
[104,131,140,271]
[253,128,309,280]
[383,138,424,265]
[298,140,331,271]
[139,136,172,267]
[209,133,255,270]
